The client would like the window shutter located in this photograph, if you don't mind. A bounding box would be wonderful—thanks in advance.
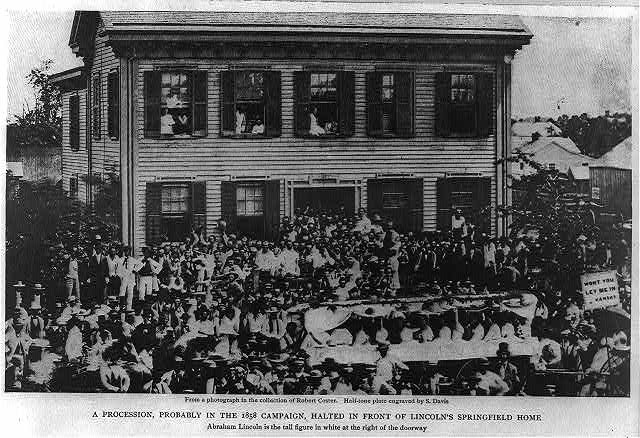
[408,177,423,232]
[144,71,161,138]
[264,179,280,241]
[338,71,355,137]
[192,70,208,137]
[146,182,162,244]
[107,71,119,139]
[69,95,80,150]
[366,71,383,137]
[92,75,101,140]
[220,181,237,233]
[476,73,493,138]
[366,179,384,217]
[436,178,452,230]
[395,71,415,138]
[435,72,451,137]
[264,71,281,137]
[190,181,207,232]
[294,71,311,137]
[221,71,235,136]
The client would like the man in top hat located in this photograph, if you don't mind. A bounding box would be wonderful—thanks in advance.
[27,288,46,339]
[494,342,520,395]
[88,239,109,303]
[105,245,122,298]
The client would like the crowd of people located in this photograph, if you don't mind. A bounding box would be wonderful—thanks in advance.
[5,207,631,396]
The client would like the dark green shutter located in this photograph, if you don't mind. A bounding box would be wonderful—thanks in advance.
[192,70,208,137]
[191,181,207,231]
[436,178,451,231]
[476,73,493,138]
[146,182,162,244]
[144,71,161,138]
[338,71,355,137]
[367,179,384,217]
[435,72,451,137]
[366,71,383,137]
[69,95,80,150]
[294,71,310,137]
[264,71,281,137]
[221,181,237,233]
[408,178,423,232]
[107,71,119,139]
[395,71,415,138]
[264,180,280,241]
[221,71,235,136]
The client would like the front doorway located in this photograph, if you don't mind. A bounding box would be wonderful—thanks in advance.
[367,178,423,233]
[294,187,356,217]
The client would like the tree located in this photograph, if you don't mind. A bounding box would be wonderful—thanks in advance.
[11,59,62,149]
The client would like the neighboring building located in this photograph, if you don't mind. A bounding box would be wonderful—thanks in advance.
[589,137,632,219]
[511,120,562,150]
[567,164,591,195]
[512,136,594,178]
[53,11,532,251]
[5,133,62,184]
[6,162,24,200]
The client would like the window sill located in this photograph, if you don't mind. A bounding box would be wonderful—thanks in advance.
[295,134,351,139]
[150,133,207,140]
[221,133,277,139]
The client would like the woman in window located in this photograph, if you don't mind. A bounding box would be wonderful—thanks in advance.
[161,108,175,135]
[235,105,247,135]
[308,106,325,136]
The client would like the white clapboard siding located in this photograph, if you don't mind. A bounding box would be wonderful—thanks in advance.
[130,60,498,249]
[88,19,120,180]
[61,90,89,203]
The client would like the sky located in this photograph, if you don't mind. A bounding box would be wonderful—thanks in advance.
[5,8,635,121]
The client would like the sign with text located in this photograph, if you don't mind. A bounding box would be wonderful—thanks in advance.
[580,270,620,310]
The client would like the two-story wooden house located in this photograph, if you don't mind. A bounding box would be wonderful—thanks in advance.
[52,10,532,251]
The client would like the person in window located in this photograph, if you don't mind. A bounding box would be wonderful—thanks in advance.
[251,118,265,135]
[308,106,325,136]
[160,108,175,135]
[235,106,247,135]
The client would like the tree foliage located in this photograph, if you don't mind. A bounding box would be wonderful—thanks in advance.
[10,59,62,148]
[552,112,631,157]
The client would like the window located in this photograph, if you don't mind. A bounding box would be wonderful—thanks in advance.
[146,181,206,244]
[69,177,78,198]
[107,71,119,139]
[236,185,264,216]
[92,74,101,139]
[161,184,189,215]
[144,70,207,138]
[294,70,354,137]
[367,71,414,137]
[221,70,281,137]
[69,95,80,150]
[435,72,492,137]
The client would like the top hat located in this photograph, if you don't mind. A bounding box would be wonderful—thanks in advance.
[32,283,45,292]
[496,342,510,357]
[13,281,26,289]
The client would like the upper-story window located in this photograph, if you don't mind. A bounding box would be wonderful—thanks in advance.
[144,69,207,138]
[366,71,414,137]
[91,74,101,140]
[435,72,493,138]
[294,70,354,138]
[221,70,281,137]
[69,94,80,150]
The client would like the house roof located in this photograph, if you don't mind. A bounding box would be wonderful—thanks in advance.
[592,137,633,170]
[7,162,24,178]
[568,165,590,181]
[511,121,562,138]
[50,66,86,91]
[517,136,582,155]
[70,11,532,51]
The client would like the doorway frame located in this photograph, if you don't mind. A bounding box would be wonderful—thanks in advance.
[285,177,365,218]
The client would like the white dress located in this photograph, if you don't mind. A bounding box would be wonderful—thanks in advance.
[309,113,325,136]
